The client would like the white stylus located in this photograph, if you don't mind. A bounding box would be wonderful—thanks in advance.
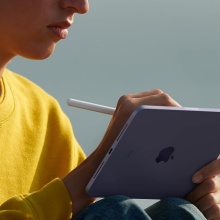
[67,98,116,115]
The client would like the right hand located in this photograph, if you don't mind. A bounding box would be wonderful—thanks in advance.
[97,89,182,153]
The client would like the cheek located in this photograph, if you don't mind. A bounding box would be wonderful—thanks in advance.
[0,0,57,59]
[0,0,50,40]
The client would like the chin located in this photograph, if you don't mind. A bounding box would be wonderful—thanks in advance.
[20,44,57,60]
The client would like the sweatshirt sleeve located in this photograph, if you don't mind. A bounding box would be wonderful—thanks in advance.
[0,178,73,220]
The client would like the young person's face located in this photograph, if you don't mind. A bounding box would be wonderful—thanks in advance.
[0,0,89,60]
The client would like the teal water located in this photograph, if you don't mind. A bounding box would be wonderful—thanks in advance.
[8,0,220,210]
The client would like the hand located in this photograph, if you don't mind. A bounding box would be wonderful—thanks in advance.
[97,89,182,153]
[185,157,220,220]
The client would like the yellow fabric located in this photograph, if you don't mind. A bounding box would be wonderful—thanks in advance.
[0,68,87,220]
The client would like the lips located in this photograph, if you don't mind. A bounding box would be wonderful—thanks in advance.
[48,20,72,29]
[48,26,68,39]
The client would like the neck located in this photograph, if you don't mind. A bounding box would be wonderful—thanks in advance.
[0,49,16,80]
[0,67,5,80]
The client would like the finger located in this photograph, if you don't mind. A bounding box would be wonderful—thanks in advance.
[116,90,182,121]
[203,204,220,220]
[185,176,219,204]
[129,89,164,98]
[116,93,183,122]
[194,190,220,213]
[135,93,182,108]
[116,89,164,109]
[113,89,164,122]
[192,157,220,184]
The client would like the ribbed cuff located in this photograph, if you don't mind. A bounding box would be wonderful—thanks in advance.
[23,178,72,220]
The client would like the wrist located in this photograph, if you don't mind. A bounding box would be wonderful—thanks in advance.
[61,145,109,218]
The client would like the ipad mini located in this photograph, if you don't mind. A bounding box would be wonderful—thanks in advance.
[86,105,220,199]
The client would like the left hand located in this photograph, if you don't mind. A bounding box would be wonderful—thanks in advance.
[185,157,220,220]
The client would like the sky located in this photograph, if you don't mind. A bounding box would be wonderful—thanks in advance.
[7,0,220,209]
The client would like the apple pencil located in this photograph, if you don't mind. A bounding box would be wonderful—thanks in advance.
[67,98,116,115]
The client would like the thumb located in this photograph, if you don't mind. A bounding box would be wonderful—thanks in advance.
[192,156,220,183]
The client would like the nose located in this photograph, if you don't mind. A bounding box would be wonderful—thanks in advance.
[62,0,89,14]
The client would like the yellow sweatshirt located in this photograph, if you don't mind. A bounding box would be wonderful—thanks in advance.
[0,68,87,220]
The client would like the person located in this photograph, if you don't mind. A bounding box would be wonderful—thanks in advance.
[0,0,220,220]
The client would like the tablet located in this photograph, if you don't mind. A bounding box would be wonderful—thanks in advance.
[86,105,220,199]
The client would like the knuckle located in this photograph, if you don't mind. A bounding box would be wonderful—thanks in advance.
[212,204,220,216]
[117,95,131,107]
[120,98,135,109]
[118,95,131,103]
[206,178,218,192]
[206,193,217,205]
[153,89,164,94]
[160,93,171,101]
[121,94,131,100]
[119,98,136,115]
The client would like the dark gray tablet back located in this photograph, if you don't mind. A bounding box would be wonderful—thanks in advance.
[86,106,220,199]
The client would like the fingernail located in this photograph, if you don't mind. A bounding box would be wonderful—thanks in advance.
[192,174,203,183]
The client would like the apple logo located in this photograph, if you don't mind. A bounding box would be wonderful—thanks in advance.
[156,146,175,163]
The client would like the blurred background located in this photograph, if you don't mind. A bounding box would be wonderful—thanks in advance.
[7,0,220,209]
